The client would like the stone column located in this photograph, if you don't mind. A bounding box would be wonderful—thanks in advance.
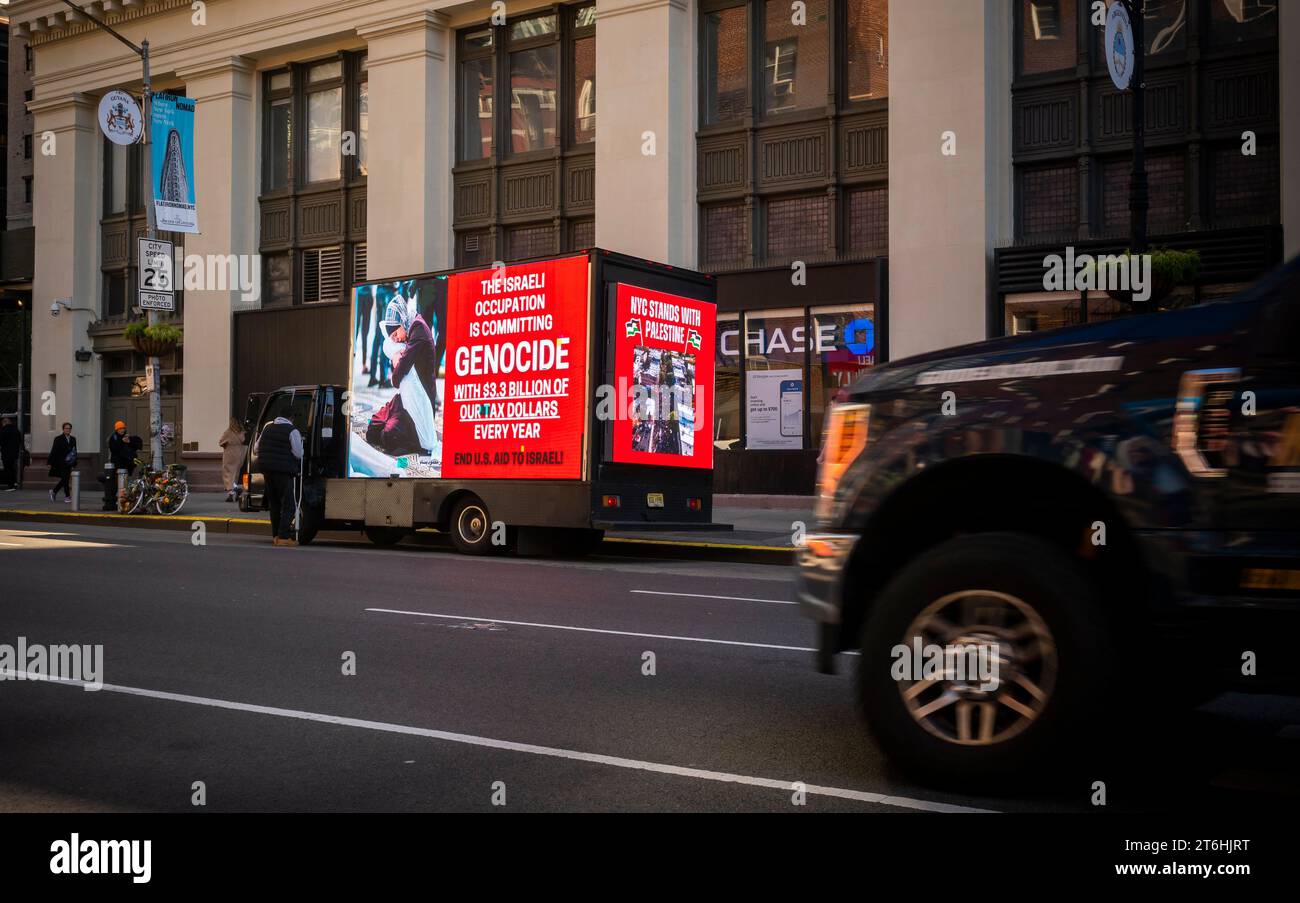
[594,0,697,267]
[887,0,1013,358]
[29,92,100,455]
[176,56,257,454]
[360,10,453,279]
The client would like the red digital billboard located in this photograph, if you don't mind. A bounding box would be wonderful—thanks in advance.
[611,283,715,469]
[440,255,590,479]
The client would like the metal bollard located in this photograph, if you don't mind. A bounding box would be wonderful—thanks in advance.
[70,470,81,511]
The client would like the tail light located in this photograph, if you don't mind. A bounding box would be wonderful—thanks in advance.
[242,473,250,490]
[686,497,702,511]
[602,495,621,509]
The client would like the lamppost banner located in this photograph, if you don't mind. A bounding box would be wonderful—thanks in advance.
[150,94,199,234]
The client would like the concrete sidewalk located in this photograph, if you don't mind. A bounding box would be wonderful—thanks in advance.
[0,487,812,556]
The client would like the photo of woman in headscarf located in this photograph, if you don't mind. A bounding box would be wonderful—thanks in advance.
[349,277,447,477]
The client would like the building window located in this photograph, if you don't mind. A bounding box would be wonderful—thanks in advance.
[305,62,344,183]
[23,133,32,160]
[703,203,751,270]
[1019,0,1076,76]
[1019,163,1077,239]
[453,4,597,266]
[23,176,32,205]
[845,0,888,101]
[260,53,367,305]
[25,45,32,72]
[506,224,555,261]
[1212,140,1279,225]
[570,219,595,250]
[762,0,828,116]
[699,2,886,272]
[1208,0,1278,45]
[765,194,829,261]
[845,185,887,256]
[1102,151,1185,234]
[510,46,558,153]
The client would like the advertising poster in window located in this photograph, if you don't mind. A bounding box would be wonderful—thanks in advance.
[746,369,804,449]
[441,255,590,479]
[611,283,716,469]
[150,94,198,234]
[348,277,449,478]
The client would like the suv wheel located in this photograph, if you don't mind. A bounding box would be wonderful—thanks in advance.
[858,532,1112,790]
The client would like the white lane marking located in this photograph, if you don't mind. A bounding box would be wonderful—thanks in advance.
[631,589,795,605]
[7,669,991,813]
[367,607,815,653]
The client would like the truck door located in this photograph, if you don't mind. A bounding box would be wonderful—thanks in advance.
[245,389,317,507]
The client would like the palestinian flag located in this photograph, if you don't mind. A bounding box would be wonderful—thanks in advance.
[625,319,641,338]
[687,329,702,350]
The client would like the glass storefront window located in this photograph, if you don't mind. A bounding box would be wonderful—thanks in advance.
[461,58,495,161]
[511,13,557,41]
[510,46,558,153]
[703,6,748,124]
[715,314,741,450]
[810,305,875,444]
[744,308,807,449]
[763,0,828,116]
[306,86,342,182]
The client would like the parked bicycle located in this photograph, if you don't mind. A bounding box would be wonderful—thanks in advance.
[119,458,189,516]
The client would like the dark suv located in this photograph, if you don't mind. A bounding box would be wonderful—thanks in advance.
[798,257,1300,787]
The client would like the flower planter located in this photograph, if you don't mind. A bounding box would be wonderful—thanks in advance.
[129,335,179,357]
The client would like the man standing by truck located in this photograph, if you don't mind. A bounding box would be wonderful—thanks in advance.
[255,415,304,546]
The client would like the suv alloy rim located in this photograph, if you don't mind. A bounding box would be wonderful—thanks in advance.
[897,589,1058,746]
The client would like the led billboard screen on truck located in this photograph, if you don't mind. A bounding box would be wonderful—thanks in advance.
[347,255,590,480]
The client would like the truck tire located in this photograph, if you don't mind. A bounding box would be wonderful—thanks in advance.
[449,496,499,556]
[296,481,325,545]
[364,526,406,546]
[857,532,1113,791]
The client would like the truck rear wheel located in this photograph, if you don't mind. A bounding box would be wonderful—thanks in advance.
[857,532,1113,791]
[449,496,500,555]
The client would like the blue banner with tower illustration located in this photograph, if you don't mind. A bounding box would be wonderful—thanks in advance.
[150,94,198,234]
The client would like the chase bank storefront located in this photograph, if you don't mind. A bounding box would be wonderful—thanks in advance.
[711,259,885,494]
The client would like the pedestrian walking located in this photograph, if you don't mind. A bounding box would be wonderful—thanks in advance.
[47,422,77,503]
[218,417,247,503]
[254,415,303,546]
[1,416,20,490]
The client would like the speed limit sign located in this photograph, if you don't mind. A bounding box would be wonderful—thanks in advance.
[138,238,175,311]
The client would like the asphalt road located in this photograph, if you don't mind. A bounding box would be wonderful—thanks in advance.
[1,522,1298,813]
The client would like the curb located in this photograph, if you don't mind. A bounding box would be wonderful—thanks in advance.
[0,508,795,565]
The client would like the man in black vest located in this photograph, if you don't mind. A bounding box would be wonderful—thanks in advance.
[255,415,304,546]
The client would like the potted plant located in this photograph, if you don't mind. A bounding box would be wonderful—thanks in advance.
[1100,248,1201,311]
[124,322,183,357]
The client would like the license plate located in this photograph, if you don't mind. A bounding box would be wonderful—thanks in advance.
[646,492,665,508]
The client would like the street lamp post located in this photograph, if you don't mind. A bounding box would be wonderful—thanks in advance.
[61,1,164,470]
[1127,0,1148,259]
